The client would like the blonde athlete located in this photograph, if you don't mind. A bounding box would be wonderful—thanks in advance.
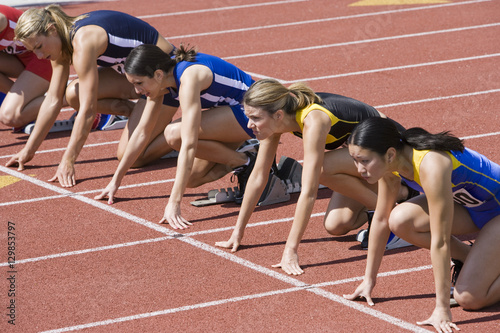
[216,79,413,275]
[8,6,175,184]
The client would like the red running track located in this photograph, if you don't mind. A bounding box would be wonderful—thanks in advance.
[1,0,499,332]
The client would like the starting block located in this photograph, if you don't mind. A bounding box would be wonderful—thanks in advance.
[191,155,305,207]
[24,117,74,134]
[191,187,239,207]
[23,113,128,134]
[99,115,128,131]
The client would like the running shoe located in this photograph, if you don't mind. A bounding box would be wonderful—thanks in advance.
[236,138,260,153]
[451,258,464,287]
[92,114,115,130]
[450,259,464,307]
[161,150,179,159]
[12,121,34,133]
[385,233,413,250]
[357,210,413,250]
[232,151,257,204]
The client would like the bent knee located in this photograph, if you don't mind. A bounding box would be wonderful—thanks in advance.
[0,111,16,127]
[454,288,489,310]
[388,204,414,234]
[164,124,181,149]
[65,81,80,109]
[0,105,23,127]
[324,220,356,236]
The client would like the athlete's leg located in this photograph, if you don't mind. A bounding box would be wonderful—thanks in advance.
[389,197,479,259]
[167,105,250,165]
[0,53,24,92]
[66,67,138,117]
[117,99,178,167]
[165,105,252,186]
[185,158,235,188]
[319,148,379,234]
[0,70,49,127]
[453,217,500,310]
[0,53,50,127]
[323,192,370,235]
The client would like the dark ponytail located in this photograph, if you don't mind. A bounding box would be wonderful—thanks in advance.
[348,117,464,155]
[124,43,197,78]
[402,127,464,152]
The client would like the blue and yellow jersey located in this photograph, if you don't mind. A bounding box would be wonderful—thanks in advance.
[293,93,381,150]
[398,148,500,228]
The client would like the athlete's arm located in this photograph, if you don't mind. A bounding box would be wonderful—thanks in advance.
[49,26,107,187]
[216,134,281,252]
[344,172,400,305]
[6,58,69,170]
[155,35,175,55]
[274,109,331,275]
[160,65,212,229]
[416,151,458,331]
[95,95,164,204]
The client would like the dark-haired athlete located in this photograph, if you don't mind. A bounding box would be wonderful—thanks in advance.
[95,44,257,229]
[345,117,500,332]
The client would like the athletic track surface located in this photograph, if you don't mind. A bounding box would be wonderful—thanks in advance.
[1,0,499,332]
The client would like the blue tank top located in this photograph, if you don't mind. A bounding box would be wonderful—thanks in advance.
[71,10,159,73]
[167,52,254,109]
[400,148,500,211]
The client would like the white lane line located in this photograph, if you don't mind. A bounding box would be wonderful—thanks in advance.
[40,266,433,333]
[0,141,120,160]
[283,53,500,83]
[375,89,500,109]
[0,164,429,332]
[138,0,307,19]
[0,212,324,267]
[167,0,492,40]
[0,237,172,267]
[224,22,500,61]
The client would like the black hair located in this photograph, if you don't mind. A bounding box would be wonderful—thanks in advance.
[348,117,464,155]
[124,43,197,78]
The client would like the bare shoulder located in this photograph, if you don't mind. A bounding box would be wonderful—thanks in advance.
[421,150,452,171]
[72,25,108,55]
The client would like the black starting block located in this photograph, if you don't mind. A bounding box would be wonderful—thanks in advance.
[191,156,306,207]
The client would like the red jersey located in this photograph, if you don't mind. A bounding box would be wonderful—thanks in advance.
[0,5,26,54]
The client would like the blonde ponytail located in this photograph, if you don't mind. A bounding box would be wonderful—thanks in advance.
[244,79,321,116]
[15,4,86,61]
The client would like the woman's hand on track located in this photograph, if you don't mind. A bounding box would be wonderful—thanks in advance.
[343,279,375,306]
[159,201,192,229]
[94,181,120,204]
[215,231,243,252]
[417,307,460,333]
[49,160,76,187]
[5,148,35,171]
[272,247,304,275]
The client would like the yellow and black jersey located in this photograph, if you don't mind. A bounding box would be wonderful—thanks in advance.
[293,93,381,150]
